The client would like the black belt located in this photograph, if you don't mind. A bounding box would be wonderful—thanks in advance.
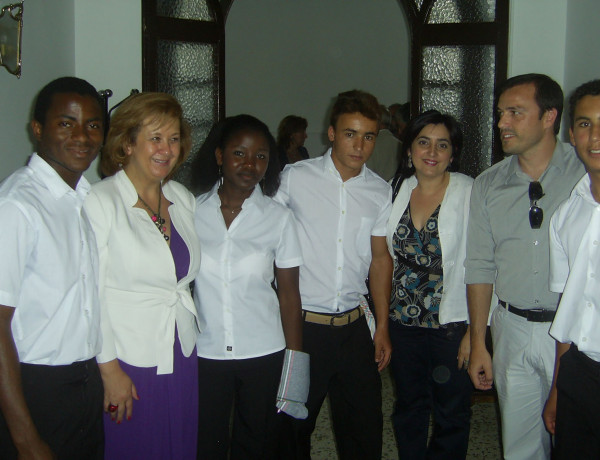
[499,300,555,322]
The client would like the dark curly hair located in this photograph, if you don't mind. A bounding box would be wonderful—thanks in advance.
[190,114,280,197]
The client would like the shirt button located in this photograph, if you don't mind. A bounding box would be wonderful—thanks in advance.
[533,241,539,246]
[534,299,539,304]
[533,271,539,275]
[582,337,588,342]
[338,267,342,271]
[592,274,596,279]
[594,241,599,246]
[587,302,592,308]
[338,239,342,243]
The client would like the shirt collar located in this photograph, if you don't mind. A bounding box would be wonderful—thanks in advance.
[207,182,267,214]
[573,174,598,205]
[115,169,177,207]
[28,153,91,200]
[322,148,366,181]
[504,140,569,184]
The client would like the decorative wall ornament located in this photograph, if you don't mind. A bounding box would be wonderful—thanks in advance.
[0,1,23,78]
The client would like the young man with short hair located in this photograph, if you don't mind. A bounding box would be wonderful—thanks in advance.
[465,74,585,459]
[0,77,105,459]
[276,89,392,459]
[543,79,600,459]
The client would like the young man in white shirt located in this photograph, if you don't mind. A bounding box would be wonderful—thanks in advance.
[0,77,105,459]
[276,90,393,459]
[543,79,600,459]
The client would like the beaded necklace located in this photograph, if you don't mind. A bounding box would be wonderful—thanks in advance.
[138,187,169,241]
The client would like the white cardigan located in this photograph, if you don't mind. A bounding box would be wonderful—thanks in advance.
[386,173,473,325]
[84,170,201,374]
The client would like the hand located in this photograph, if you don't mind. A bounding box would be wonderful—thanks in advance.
[17,436,56,460]
[373,327,392,371]
[467,345,493,390]
[543,386,558,435]
[99,361,139,424]
[457,328,471,370]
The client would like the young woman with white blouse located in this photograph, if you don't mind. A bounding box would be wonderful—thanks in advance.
[191,115,305,460]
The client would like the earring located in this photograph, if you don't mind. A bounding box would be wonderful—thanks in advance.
[218,165,223,187]
[407,155,412,168]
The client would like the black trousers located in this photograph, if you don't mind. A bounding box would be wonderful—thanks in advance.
[389,321,472,460]
[554,345,600,459]
[197,350,284,460]
[0,358,104,460]
[281,316,382,460]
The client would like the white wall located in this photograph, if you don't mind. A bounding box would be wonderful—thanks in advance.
[225,0,410,157]
[0,0,141,183]
[74,0,142,182]
[507,0,568,85]
[0,0,75,181]
[563,0,600,122]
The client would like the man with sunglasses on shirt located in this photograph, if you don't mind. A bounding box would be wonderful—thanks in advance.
[464,74,585,460]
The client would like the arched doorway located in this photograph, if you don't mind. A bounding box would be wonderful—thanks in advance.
[142,0,508,183]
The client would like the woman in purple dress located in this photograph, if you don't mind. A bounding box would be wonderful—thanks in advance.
[84,93,201,459]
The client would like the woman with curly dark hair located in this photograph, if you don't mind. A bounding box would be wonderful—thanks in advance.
[191,114,307,459]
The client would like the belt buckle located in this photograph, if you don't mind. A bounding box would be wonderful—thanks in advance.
[330,311,348,327]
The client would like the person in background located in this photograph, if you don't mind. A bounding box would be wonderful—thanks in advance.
[390,102,411,140]
[543,79,600,459]
[387,110,475,459]
[465,73,585,460]
[367,104,401,181]
[276,90,392,459]
[277,115,310,169]
[0,76,105,459]
[191,114,306,459]
[84,92,201,459]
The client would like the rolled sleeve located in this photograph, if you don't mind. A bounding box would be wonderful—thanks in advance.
[548,210,568,293]
[0,200,34,307]
[275,211,303,269]
[371,187,392,236]
[464,177,497,285]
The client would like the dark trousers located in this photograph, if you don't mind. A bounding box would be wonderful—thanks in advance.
[197,350,284,460]
[281,316,382,460]
[389,321,472,460]
[554,345,600,459]
[0,358,104,460]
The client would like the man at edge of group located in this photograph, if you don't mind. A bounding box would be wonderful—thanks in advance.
[0,77,105,459]
[543,79,600,459]
[275,89,393,460]
[465,73,584,459]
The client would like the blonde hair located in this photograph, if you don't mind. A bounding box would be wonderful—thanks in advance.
[101,92,191,181]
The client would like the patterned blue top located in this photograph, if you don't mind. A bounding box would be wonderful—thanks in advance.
[390,204,443,328]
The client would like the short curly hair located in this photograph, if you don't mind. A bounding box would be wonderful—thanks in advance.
[101,92,191,182]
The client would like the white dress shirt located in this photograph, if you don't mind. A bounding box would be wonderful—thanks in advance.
[275,148,392,314]
[387,173,476,324]
[0,153,101,365]
[194,184,303,360]
[549,174,600,362]
[84,170,201,374]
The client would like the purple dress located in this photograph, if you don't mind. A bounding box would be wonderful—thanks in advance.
[103,225,198,459]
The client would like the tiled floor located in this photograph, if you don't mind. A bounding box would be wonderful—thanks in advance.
[311,368,502,459]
